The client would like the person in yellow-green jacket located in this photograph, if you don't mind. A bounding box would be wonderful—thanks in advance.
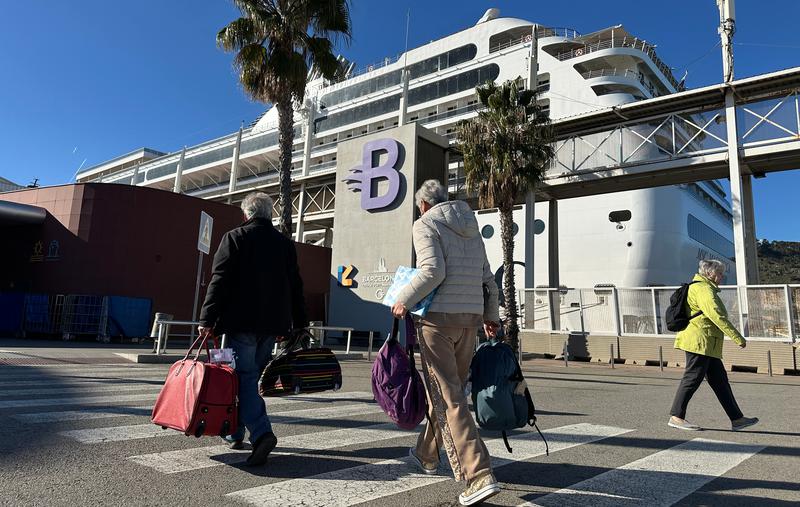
[668,259,759,432]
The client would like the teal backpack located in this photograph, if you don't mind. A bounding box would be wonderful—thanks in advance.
[469,339,548,454]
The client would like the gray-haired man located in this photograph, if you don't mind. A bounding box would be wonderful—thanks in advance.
[199,192,307,466]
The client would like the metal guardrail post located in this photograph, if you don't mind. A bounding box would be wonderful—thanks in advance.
[659,345,664,372]
[784,285,796,343]
[767,350,773,377]
[737,286,746,336]
[563,339,569,367]
[220,334,228,349]
[612,288,622,337]
[650,288,659,334]
[610,343,614,369]
[367,331,374,361]
[578,289,587,336]
[156,322,165,355]
[346,330,352,354]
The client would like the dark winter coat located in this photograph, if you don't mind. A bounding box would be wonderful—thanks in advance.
[199,217,307,335]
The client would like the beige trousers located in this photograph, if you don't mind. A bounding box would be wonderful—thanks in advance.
[414,312,492,482]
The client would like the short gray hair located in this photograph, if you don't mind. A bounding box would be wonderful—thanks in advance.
[240,192,273,220]
[699,259,725,278]
[415,179,448,208]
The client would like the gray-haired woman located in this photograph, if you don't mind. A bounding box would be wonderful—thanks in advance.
[390,179,502,506]
[668,259,758,431]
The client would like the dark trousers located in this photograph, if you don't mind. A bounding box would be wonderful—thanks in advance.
[670,351,743,421]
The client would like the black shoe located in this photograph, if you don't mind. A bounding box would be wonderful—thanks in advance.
[246,432,277,466]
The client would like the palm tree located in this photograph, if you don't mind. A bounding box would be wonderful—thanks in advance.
[217,0,352,236]
[457,79,554,353]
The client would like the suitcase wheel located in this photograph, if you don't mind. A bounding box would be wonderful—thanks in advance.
[161,426,168,430]
[194,421,205,438]
[219,420,230,438]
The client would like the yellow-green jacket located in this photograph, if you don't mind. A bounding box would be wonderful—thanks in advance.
[674,274,746,359]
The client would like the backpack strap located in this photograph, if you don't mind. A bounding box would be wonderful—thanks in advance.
[513,360,550,456]
[502,431,513,453]
[687,281,704,321]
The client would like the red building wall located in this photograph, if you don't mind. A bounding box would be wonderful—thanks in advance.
[0,184,330,325]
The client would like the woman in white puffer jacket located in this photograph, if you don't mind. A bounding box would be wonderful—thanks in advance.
[390,179,501,506]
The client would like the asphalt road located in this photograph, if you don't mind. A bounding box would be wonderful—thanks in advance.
[0,350,798,506]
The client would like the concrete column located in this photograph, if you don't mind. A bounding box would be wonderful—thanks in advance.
[301,101,316,177]
[528,25,539,92]
[131,163,140,186]
[524,190,536,289]
[548,199,560,288]
[173,146,186,194]
[742,174,760,283]
[294,182,307,243]
[227,127,243,204]
[398,69,409,126]
[725,90,751,286]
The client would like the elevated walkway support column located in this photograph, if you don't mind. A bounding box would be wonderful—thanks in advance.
[725,90,754,286]
[524,191,535,289]
[294,183,307,243]
[548,200,560,288]
[742,174,759,283]
[227,127,243,204]
[173,146,186,194]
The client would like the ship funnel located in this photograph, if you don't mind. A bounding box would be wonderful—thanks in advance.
[476,8,500,25]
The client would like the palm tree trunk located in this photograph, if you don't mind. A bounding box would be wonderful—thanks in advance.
[499,204,520,354]
[276,99,295,237]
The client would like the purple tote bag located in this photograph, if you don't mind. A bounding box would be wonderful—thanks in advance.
[371,315,428,430]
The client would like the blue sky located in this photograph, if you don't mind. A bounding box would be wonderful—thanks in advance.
[1,1,798,239]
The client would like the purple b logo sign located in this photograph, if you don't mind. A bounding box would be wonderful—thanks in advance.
[343,138,401,211]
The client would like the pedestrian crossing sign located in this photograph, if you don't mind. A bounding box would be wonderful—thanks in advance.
[197,211,213,254]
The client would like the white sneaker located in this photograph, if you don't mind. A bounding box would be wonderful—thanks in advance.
[459,472,500,506]
[668,417,701,431]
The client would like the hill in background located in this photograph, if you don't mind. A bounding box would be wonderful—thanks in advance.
[757,240,800,284]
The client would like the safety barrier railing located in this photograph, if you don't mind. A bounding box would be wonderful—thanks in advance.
[521,285,798,343]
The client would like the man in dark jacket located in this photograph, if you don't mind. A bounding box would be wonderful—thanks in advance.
[198,191,307,466]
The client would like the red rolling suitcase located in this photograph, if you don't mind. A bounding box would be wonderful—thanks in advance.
[151,334,239,438]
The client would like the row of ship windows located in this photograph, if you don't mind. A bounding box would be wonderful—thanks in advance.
[687,214,735,260]
[320,44,478,108]
[314,64,501,133]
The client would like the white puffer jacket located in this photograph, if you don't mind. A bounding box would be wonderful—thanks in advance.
[397,201,500,322]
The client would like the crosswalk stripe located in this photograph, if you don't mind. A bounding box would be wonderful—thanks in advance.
[13,405,153,423]
[2,389,370,412]
[521,438,764,507]
[0,378,165,389]
[128,422,416,474]
[0,368,169,382]
[0,384,163,397]
[227,423,633,506]
[59,400,382,444]
[0,393,158,409]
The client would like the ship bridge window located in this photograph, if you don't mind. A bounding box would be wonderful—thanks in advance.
[407,44,477,80]
[687,214,735,260]
[408,64,500,106]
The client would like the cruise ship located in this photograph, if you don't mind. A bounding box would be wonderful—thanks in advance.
[76,9,736,289]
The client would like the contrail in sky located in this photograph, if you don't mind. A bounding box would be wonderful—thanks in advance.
[72,146,78,154]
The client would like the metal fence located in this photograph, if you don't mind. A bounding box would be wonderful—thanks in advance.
[521,285,799,343]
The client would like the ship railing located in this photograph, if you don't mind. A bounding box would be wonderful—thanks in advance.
[489,26,580,54]
[520,285,800,343]
[556,37,680,90]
